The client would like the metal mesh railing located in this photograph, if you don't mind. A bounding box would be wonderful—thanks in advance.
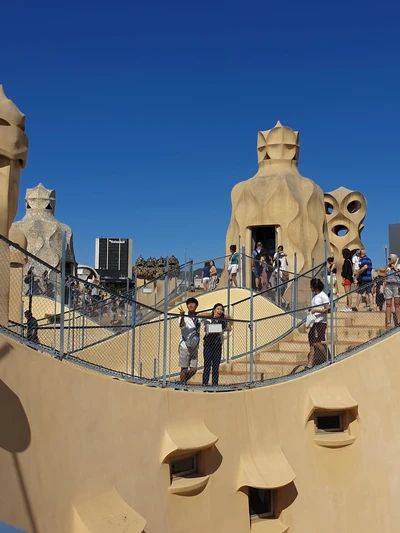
[1,234,62,352]
[2,231,398,390]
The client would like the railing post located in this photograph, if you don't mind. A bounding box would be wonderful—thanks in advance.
[249,288,254,384]
[72,300,75,352]
[66,276,72,355]
[59,231,67,359]
[276,259,280,306]
[131,272,137,377]
[81,286,86,350]
[162,258,169,387]
[311,257,315,301]
[238,234,242,288]
[329,272,335,363]
[189,260,193,293]
[323,239,328,282]
[241,244,246,290]
[20,300,25,338]
[184,249,187,302]
[226,280,231,363]
[125,277,129,326]
[293,253,298,327]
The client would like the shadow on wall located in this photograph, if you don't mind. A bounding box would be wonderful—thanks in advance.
[0,342,36,533]
[202,445,223,476]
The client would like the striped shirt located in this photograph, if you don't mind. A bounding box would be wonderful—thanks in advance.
[359,256,372,282]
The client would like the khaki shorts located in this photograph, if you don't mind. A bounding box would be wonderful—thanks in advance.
[385,284,400,299]
[178,340,198,369]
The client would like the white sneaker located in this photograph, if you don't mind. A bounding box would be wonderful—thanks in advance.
[342,308,352,313]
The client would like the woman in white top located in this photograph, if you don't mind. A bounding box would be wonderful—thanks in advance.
[306,278,330,368]
[384,253,400,329]
[352,249,361,288]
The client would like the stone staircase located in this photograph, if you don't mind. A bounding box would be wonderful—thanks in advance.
[190,307,388,386]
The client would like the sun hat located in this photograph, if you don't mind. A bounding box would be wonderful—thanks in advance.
[376,267,387,277]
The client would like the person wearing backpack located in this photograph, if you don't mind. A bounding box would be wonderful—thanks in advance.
[252,242,265,291]
[178,297,200,384]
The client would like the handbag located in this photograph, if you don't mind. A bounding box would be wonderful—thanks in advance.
[281,271,289,282]
[306,312,316,329]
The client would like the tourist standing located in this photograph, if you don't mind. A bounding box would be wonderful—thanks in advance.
[352,249,361,288]
[209,260,218,291]
[252,242,264,291]
[228,245,239,287]
[384,254,400,329]
[25,310,39,344]
[352,249,374,311]
[327,257,337,276]
[274,245,288,272]
[24,265,35,296]
[90,278,100,304]
[202,303,231,386]
[42,270,50,296]
[306,278,330,368]
[341,248,353,311]
[260,255,273,291]
[373,267,386,312]
[201,262,210,292]
[178,298,200,384]
[273,245,289,285]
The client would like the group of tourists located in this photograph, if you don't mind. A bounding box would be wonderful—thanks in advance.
[200,260,219,292]
[340,248,400,329]
[177,297,232,386]
[303,248,400,370]
[227,242,289,293]
[251,243,289,292]
[24,266,54,298]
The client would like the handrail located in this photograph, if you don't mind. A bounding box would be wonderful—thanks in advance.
[3,229,397,391]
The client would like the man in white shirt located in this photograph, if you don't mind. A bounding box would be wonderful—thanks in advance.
[352,249,361,288]
[178,297,200,384]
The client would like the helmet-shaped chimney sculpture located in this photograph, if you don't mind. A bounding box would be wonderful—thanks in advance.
[225,121,328,292]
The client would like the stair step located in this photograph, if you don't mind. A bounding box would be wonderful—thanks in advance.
[254,351,309,363]
[293,326,385,343]
[336,311,386,326]
[231,361,307,375]
[278,340,357,352]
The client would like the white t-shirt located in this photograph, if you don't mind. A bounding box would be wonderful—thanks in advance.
[273,252,288,271]
[179,315,199,341]
[311,291,330,323]
[352,256,360,271]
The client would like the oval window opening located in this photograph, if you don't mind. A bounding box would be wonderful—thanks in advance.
[325,202,334,215]
[333,225,349,237]
[347,201,361,214]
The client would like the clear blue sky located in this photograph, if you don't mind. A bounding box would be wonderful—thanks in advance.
[2,0,399,269]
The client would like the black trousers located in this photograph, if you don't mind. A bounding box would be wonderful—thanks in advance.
[203,338,222,386]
